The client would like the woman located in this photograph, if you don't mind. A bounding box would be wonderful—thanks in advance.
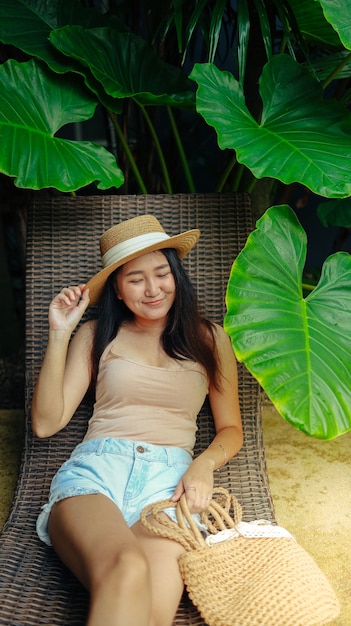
[32,214,243,626]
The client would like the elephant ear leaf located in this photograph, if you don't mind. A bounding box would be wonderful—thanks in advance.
[190,56,351,198]
[224,205,351,440]
[319,0,351,49]
[0,59,124,191]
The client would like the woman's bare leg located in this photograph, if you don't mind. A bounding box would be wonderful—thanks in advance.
[132,519,186,626]
[48,494,152,626]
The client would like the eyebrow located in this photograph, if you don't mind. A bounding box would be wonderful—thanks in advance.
[124,263,170,277]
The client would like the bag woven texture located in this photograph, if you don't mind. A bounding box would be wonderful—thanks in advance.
[141,488,340,626]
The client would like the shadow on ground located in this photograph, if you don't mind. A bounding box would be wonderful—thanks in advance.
[263,403,351,626]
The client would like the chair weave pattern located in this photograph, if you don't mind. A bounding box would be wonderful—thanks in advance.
[0,193,275,625]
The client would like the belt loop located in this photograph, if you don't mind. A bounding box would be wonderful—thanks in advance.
[165,446,173,467]
[96,438,107,456]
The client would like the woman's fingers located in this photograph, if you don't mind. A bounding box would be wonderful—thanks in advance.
[49,285,90,331]
[184,485,212,513]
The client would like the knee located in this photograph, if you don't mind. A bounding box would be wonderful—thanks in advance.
[92,545,150,595]
[117,546,151,590]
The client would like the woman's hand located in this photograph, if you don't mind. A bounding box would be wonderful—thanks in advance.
[49,285,90,333]
[171,456,215,513]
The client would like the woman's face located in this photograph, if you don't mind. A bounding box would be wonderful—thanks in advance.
[115,250,176,323]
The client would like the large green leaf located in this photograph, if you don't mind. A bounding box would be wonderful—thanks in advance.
[287,0,342,46]
[190,55,351,198]
[0,0,125,72]
[0,0,125,113]
[319,0,351,49]
[0,59,124,191]
[0,0,87,71]
[224,205,351,440]
[50,25,195,108]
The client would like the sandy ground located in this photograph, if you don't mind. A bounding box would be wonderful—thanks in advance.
[0,410,23,527]
[262,403,351,626]
[0,407,350,625]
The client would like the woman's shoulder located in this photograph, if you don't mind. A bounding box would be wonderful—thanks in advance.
[203,321,233,353]
[202,320,227,340]
[213,322,229,339]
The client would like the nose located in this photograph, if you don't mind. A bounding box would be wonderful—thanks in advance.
[144,278,159,297]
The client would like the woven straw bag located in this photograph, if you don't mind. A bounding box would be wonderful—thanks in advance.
[141,487,340,626]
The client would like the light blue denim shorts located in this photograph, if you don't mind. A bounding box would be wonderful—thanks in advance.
[36,437,207,546]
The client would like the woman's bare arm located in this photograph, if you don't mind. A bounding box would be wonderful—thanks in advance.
[172,324,243,511]
[31,285,92,438]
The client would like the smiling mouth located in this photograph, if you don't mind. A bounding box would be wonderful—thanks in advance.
[144,297,168,306]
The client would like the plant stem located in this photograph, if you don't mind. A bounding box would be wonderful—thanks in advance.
[216,154,237,192]
[167,106,196,192]
[302,282,315,292]
[231,162,245,191]
[139,103,173,193]
[322,51,351,90]
[246,174,258,194]
[109,111,148,194]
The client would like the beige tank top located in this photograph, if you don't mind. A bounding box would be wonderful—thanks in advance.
[84,338,209,454]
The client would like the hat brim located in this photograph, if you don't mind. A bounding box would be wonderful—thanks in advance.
[86,229,200,305]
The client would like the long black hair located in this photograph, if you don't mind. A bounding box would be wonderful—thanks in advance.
[90,249,221,392]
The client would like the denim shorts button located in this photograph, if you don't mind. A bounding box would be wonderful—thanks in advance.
[136,445,145,453]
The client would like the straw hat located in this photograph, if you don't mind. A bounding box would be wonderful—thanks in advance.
[86,214,200,305]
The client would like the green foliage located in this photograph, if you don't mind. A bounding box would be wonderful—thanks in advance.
[319,0,351,49]
[190,56,351,198]
[0,0,195,193]
[286,0,342,46]
[0,59,124,191]
[224,206,351,439]
[1,0,351,195]
[49,25,195,108]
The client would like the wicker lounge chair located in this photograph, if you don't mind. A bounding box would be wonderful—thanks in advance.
[0,193,275,625]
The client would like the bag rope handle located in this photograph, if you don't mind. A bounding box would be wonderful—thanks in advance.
[201,489,242,533]
[140,498,202,550]
[140,487,243,552]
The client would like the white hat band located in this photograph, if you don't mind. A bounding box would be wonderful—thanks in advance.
[102,232,170,268]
